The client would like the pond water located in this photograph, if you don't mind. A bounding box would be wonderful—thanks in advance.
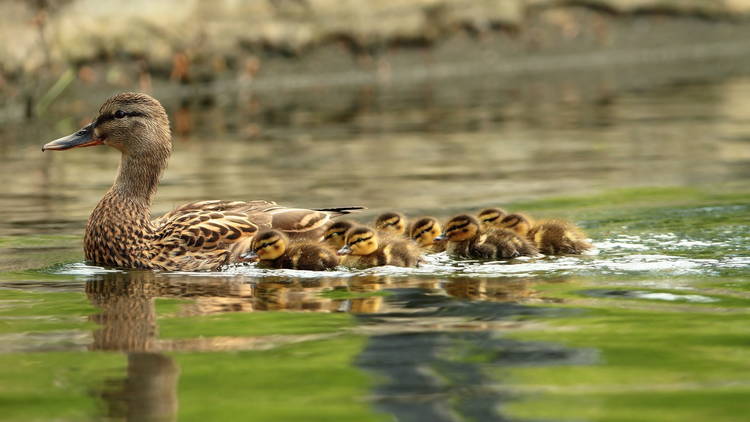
[1,64,750,422]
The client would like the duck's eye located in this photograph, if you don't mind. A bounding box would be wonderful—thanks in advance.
[114,110,127,119]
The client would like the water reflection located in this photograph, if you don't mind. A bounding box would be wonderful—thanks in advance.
[86,272,178,422]
[98,353,179,422]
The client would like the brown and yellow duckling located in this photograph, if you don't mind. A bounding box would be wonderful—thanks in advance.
[437,215,538,259]
[374,212,408,237]
[322,220,356,250]
[243,229,339,271]
[477,207,508,232]
[481,211,535,237]
[528,220,592,255]
[337,226,421,269]
[41,92,362,271]
[480,209,592,255]
[409,216,446,253]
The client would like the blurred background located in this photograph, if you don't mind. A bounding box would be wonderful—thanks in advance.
[2,0,750,234]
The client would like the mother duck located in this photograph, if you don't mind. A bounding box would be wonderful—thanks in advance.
[42,92,362,271]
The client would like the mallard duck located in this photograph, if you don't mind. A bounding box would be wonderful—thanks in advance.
[436,214,537,259]
[528,220,592,255]
[322,220,355,250]
[41,92,363,271]
[409,216,446,253]
[477,207,508,231]
[374,212,408,236]
[243,229,339,271]
[337,226,421,268]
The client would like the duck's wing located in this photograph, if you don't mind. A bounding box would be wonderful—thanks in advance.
[150,209,260,271]
[261,206,364,239]
[150,201,364,270]
[153,200,278,226]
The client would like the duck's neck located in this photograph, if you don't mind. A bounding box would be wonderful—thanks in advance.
[84,151,169,268]
[111,152,166,209]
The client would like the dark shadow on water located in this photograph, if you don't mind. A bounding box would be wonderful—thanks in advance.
[355,285,594,422]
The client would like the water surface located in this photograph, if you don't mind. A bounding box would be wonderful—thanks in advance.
[1,67,749,421]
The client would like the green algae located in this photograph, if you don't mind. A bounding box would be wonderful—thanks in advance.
[504,300,750,421]
[0,352,125,422]
[0,289,95,335]
[158,310,355,339]
[175,336,386,422]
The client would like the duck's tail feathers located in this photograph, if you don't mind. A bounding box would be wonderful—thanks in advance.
[314,206,367,216]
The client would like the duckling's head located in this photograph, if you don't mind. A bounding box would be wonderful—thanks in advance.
[247,229,289,261]
[410,217,443,247]
[477,207,507,229]
[437,215,480,242]
[323,220,355,249]
[338,226,379,256]
[374,212,407,235]
[43,92,171,159]
[498,213,532,236]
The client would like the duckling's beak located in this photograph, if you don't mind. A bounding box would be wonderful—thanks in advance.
[337,245,352,256]
[42,123,103,151]
[240,251,259,261]
[434,234,447,241]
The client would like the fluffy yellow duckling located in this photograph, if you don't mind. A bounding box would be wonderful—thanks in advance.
[528,220,592,255]
[477,207,508,232]
[244,229,339,271]
[322,220,355,250]
[437,215,537,259]
[374,212,408,236]
[409,216,446,253]
[337,226,421,269]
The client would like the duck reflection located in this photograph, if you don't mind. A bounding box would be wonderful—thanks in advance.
[444,277,540,303]
[87,271,178,422]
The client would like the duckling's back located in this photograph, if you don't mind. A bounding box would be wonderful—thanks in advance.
[528,220,591,255]
[285,243,339,271]
[484,228,538,258]
[381,238,421,267]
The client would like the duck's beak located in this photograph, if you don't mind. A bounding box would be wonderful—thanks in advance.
[241,251,259,261]
[434,234,447,241]
[337,245,352,256]
[42,123,103,151]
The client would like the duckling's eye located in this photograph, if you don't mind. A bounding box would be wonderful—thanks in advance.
[114,110,127,119]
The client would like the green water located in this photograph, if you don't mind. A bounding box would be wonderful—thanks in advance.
[1,68,750,421]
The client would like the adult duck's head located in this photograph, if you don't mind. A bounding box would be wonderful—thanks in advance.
[42,92,172,200]
[43,92,171,157]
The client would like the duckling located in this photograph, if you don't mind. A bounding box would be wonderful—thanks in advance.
[243,229,339,271]
[437,215,537,259]
[477,207,508,232]
[337,226,421,269]
[374,212,408,237]
[409,216,446,253]
[495,213,535,237]
[322,220,355,250]
[528,220,592,255]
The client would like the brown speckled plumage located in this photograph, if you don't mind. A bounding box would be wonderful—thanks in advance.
[45,92,361,271]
